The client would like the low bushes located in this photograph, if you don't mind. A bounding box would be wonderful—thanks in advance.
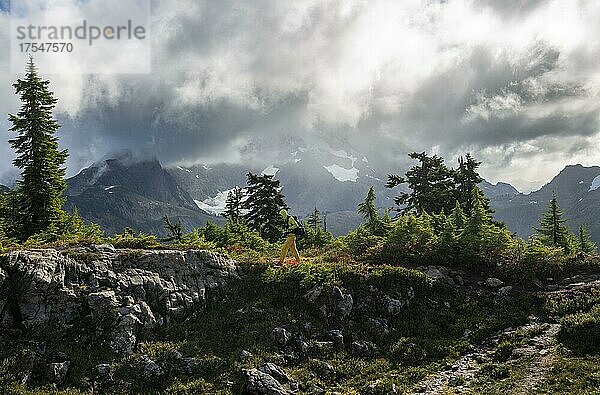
[558,305,600,354]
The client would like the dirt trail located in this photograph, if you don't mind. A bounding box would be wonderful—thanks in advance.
[412,318,560,395]
[411,275,600,395]
[510,323,559,395]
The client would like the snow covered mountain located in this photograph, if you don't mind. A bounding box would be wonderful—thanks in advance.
[60,145,600,244]
[167,144,403,235]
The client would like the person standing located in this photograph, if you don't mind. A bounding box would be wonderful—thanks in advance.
[279,209,301,264]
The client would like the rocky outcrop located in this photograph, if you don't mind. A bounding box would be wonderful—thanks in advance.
[0,245,239,354]
[244,363,298,395]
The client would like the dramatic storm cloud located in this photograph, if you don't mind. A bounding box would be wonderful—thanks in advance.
[1,0,600,191]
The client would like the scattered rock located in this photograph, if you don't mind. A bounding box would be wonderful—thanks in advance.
[240,350,253,362]
[259,363,291,384]
[272,327,291,348]
[44,361,70,384]
[244,368,290,395]
[485,278,505,288]
[425,266,455,285]
[498,286,513,297]
[385,297,405,315]
[331,286,353,318]
[351,340,376,358]
[328,330,344,349]
[303,285,323,303]
[368,317,390,334]
[137,355,163,379]
[95,363,111,377]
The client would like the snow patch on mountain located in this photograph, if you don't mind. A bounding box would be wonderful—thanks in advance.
[589,175,600,192]
[177,166,192,173]
[194,189,234,215]
[329,149,357,167]
[324,165,359,182]
[262,165,279,176]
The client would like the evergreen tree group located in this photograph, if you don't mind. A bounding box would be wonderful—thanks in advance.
[533,193,596,254]
[386,152,490,216]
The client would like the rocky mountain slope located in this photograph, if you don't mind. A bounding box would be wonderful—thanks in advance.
[64,154,222,235]
[167,145,398,233]
[490,164,600,244]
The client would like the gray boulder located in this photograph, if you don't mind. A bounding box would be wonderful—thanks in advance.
[272,327,291,348]
[137,355,163,379]
[244,368,290,395]
[485,278,505,288]
[259,363,291,384]
[44,361,70,384]
[351,340,376,358]
[331,286,353,318]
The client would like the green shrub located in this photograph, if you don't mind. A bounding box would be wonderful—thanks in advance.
[389,338,427,365]
[24,209,105,247]
[297,227,335,250]
[558,305,600,354]
[200,220,270,252]
[506,239,566,282]
[379,213,437,264]
[176,229,218,250]
[339,226,384,259]
[108,227,160,249]
[493,341,516,362]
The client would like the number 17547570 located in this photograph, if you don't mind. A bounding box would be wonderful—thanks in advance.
[19,42,74,53]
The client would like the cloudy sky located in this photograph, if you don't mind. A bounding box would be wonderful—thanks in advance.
[1,0,600,192]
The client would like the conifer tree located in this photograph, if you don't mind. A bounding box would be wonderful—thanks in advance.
[466,188,492,235]
[449,200,467,231]
[534,193,573,251]
[242,172,287,242]
[224,186,245,222]
[306,207,322,231]
[577,225,596,254]
[387,152,456,215]
[163,215,184,242]
[358,186,379,232]
[455,154,485,213]
[8,58,68,239]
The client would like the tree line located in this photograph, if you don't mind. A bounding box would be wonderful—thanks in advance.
[0,59,596,263]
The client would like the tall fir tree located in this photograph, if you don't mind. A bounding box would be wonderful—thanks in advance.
[306,207,322,231]
[455,154,485,213]
[534,193,573,251]
[242,172,287,242]
[466,188,492,235]
[577,225,596,254]
[8,57,68,239]
[358,186,379,232]
[224,186,245,221]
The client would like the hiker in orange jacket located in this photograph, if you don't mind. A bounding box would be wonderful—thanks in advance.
[279,209,301,265]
